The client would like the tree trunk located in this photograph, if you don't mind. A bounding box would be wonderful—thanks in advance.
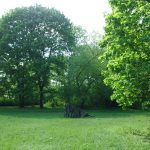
[80,100,85,109]
[64,104,81,118]
[19,94,25,108]
[39,86,44,109]
[64,104,92,118]
[17,77,25,108]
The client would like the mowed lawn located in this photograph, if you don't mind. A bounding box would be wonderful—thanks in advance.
[0,107,149,150]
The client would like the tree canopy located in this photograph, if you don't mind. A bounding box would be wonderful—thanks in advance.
[0,5,75,108]
[100,0,150,108]
[0,1,149,111]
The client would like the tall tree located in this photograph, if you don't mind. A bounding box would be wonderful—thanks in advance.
[100,0,150,108]
[64,45,108,107]
[0,5,75,108]
[63,28,112,109]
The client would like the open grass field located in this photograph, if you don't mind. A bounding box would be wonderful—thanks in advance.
[0,107,149,150]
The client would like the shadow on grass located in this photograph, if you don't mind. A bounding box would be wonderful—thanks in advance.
[131,128,150,143]
[0,107,149,119]
[144,128,150,143]
[0,107,64,119]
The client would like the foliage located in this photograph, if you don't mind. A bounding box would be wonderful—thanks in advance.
[73,25,88,46]
[100,0,150,108]
[0,5,75,108]
[63,43,112,108]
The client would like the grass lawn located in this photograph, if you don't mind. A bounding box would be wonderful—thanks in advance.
[0,107,149,150]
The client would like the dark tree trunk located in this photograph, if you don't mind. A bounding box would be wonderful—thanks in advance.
[80,100,85,109]
[64,104,81,118]
[64,104,92,118]
[38,77,45,109]
[19,94,25,108]
[39,86,44,109]
[17,77,25,108]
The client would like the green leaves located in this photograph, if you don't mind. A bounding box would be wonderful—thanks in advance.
[63,42,111,107]
[0,5,75,107]
[100,0,150,108]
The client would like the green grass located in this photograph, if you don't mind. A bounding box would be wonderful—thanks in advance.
[0,107,150,150]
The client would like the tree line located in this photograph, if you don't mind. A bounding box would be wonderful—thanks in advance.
[0,5,112,109]
[0,0,149,110]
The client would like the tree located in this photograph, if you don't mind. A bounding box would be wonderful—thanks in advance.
[63,28,112,115]
[0,5,75,108]
[63,43,113,117]
[100,0,150,108]
[73,25,88,46]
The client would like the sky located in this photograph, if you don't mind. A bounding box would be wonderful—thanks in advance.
[0,0,111,34]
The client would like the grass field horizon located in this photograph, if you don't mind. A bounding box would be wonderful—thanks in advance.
[0,107,150,150]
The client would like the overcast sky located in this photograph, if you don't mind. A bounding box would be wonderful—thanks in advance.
[0,0,111,34]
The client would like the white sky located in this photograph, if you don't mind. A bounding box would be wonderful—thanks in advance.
[0,0,111,34]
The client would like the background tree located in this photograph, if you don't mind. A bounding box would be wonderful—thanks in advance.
[0,5,75,108]
[63,29,113,117]
[100,0,150,108]
[64,45,111,108]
